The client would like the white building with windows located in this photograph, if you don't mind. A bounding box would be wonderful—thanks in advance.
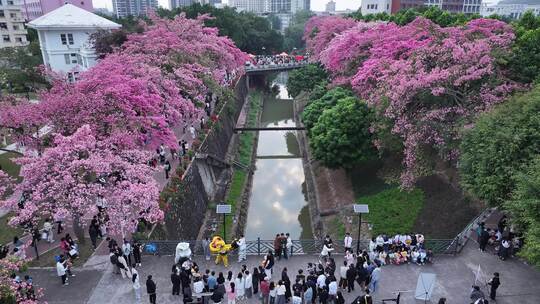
[481,0,540,18]
[0,0,28,48]
[361,0,392,14]
[28,4,120,81]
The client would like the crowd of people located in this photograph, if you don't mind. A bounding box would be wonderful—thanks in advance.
[248,55,308,68]
[367,233,434,266]
[476,215,523,261]
[146,249,379,304]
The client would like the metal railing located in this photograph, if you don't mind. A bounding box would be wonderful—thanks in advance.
[141,238,457,256]
[245,62,308,73]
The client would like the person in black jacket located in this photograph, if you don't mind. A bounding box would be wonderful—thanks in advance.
[180,269,192,300]
[211,283,225,303]
[479,228,490,252]
[282,267,292,300]
[252,267,260,294]
[488,272,501,300]
[346,264,357,292]
[146,275,157,304]
[171,269,181,295]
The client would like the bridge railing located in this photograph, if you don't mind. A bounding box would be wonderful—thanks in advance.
[141,238,457,256]
[245,61,308,72]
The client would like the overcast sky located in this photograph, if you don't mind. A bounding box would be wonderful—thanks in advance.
[93,0,502,14]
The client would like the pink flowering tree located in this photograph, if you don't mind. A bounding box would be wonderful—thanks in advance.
[303,15,357,62]
[3,125,163,241]
[0,257,44,303]
[0,170,13,199]
[0,13,247,247]
[306,16,519,187]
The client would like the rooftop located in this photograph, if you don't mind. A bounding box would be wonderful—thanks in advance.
[498,0,540,5]
[28,4,121,30]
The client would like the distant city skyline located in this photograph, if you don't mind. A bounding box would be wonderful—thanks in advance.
[93,0,502,13]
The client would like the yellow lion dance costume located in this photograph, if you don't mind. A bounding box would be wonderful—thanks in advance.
[210,236,232,267]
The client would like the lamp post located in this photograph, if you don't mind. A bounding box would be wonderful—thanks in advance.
[353,204,369,254]
[216,204,232,242]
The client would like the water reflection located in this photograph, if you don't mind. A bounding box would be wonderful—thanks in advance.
[245,72,311,240]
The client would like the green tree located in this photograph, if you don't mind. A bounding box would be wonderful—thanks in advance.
[302,87,353,131]
[286,63,327,98]
[504,156,540,267]
[161,4,283,54]
[0,41,46,93]
[267,13,282,31]
[309,97,377,168]
[509,11,540,83]
[460,86,540,206]
[283,10,313,51]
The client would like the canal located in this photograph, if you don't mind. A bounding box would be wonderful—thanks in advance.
[244,72,312,240]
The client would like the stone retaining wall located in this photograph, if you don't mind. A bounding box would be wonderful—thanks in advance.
[164,77,249,240]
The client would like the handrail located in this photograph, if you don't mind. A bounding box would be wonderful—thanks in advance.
[140,238,456,256]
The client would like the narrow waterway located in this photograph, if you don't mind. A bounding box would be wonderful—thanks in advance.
[245,72,312,240]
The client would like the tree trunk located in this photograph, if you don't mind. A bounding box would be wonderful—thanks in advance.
[72,214,86,245]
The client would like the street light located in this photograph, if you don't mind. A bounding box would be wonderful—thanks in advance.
[216,203,232,242]
[353,204,369,254]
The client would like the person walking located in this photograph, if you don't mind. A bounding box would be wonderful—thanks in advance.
[237,235,247,262]
[344,232,353,253]
[264,250,275,279]
[488,272,501,300]
[470,285,485,302]
[280,233,288,260]
[368,264,381,294]
[89,224,99,250]
[122,239,133,267]
[202,237,211,261]
[339,261,348,290]
[346,264,357,292]
[227,282,236,304]
[285,233,292,258]
[164,160,171,179]
[171,269,181,296]
[56,257,69,286]
[244,270,253,299]
[235,272,246,302]
[146,275,157,304]
[43,218,54,243]
[275,280,286,304]
[132,272,141,303]
[252,267,260,295]
[133,241,142,266]
[189,125,196,140]
[117,254,131,279]
[260,277,270,304]
[274,235,282,260]
[281,268,291,301]
[479,228,490,252]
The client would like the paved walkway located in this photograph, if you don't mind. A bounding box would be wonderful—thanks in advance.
[28,242,540,304]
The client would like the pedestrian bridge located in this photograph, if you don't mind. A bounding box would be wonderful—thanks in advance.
[245,62,308,74]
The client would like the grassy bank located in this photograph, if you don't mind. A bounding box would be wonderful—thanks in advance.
[219,91,263,241]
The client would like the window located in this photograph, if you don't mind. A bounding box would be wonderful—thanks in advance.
[7,0,14,4]
[65,53,80,64]
[9,13,16,18]
[13,24,18,30]
[0,10,4,18]
[60,33,74,45]
[0,23,7,30]
[67,71,80,83]
[15,37,21,42]
[3,34,10,42]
